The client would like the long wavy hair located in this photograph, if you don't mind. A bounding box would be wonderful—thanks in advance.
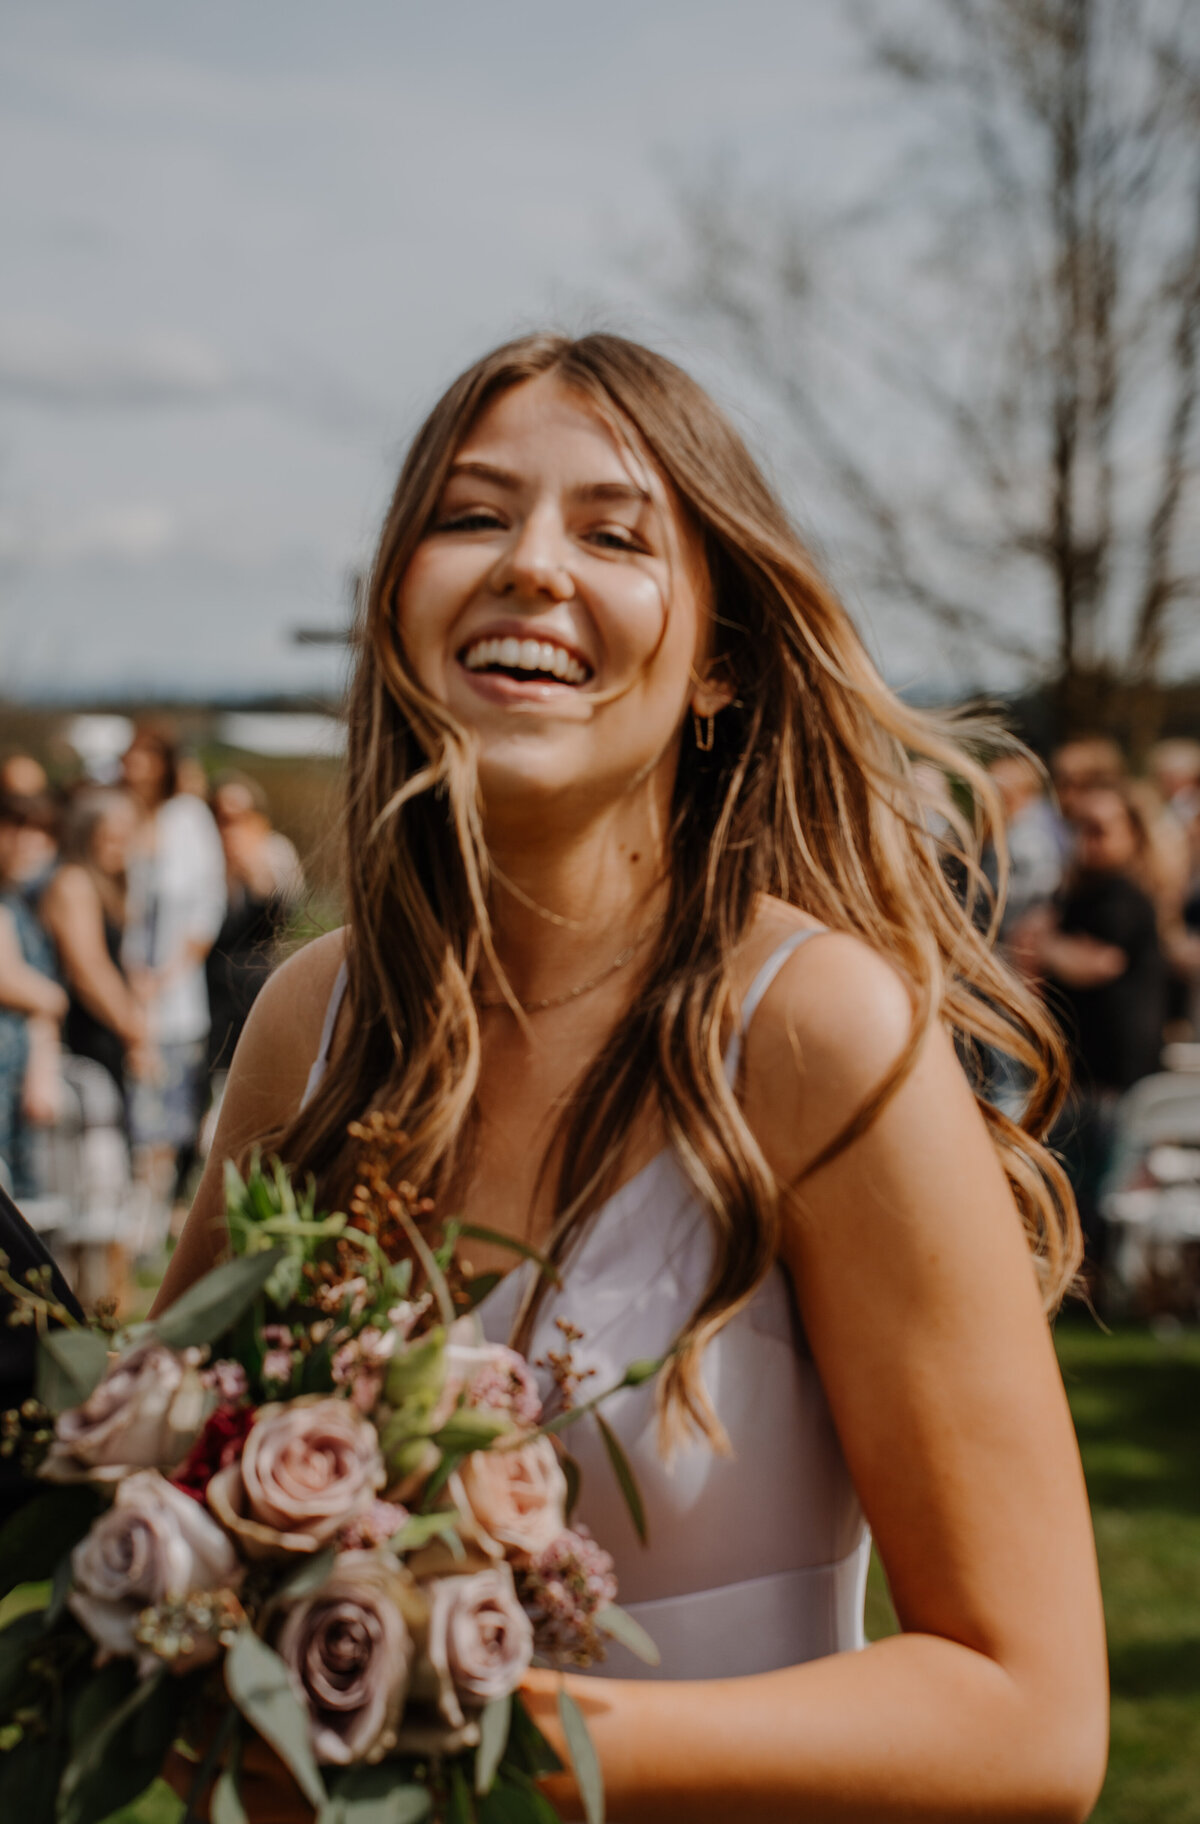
[278,331,1079,1451]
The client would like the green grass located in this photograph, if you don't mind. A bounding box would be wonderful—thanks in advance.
[1057,1320,1200,1823]
[92,1321,1200,1820]
[867,1322,1200,1821]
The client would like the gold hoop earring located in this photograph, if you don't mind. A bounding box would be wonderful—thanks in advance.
[693,710,715,752]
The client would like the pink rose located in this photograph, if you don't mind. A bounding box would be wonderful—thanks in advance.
[42,1342,208,1484]
[456,1435,567,1559]
[275,1551,420,1764]
[207,1397,385,1559]
[424,1566,534,1728]
[69,1470,241,1674]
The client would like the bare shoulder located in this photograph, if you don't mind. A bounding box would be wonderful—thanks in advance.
[223,927,348,1123]
[736,898,920,1184]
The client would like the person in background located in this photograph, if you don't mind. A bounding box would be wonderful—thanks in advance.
[1149,738,1200,828]
[1048,735,1125,864]
[985,754,1063,941]
[0,754,49,798]
[1163,791,1200,1037]
[0,788,60,913]
[40,789,150,1104]
[0,796,67,1196]
[1020,781,1169,1266]
[120,727,225,1205]
[206,772,305,1076]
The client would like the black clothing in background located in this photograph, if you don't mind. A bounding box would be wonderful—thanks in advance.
[0,1185,84,1525]
[205,888,289,1073]
[64,909,128,1099]
[1054,872,1168,1091]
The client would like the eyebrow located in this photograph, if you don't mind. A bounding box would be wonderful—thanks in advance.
[446,460,651,506]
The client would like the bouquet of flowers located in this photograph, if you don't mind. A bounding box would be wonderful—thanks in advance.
[0,1112,659,1824]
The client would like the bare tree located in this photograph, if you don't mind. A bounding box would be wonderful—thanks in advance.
[657,0,1200,747]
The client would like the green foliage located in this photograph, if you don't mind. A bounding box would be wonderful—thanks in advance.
[224,1628,325,1811]
[36,1328,110,1415]
[0,1485,103,1586]
[319,1765,432,1823]
[59,1664,184,1824]
[595,1604,660,1667]
[593,1412,647,1545]
[557,1688,603,1824]
[150,1247,285,1351]
[474,1694,511,1796]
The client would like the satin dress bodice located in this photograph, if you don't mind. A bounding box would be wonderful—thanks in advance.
[305,931,870,1681]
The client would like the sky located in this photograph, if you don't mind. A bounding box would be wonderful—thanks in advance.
[0,1,961,704]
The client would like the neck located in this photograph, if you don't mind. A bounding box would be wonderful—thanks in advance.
[481,794,671,1008]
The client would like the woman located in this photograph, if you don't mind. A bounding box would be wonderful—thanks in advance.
[0,793,67,1196]
[206,771,305,1075]
[156,334,1107,1821]
[120,726,226,1197]
[40,788,150,1103]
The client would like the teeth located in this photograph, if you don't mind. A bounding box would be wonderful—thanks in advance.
[462,636,588,684]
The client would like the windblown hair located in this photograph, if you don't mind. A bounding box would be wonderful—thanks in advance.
[278,331,1080,1451]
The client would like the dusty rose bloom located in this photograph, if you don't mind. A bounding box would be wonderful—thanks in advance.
[462,1347,542,1428]
[42,1342,208,1484]
[456,1435,567,1558]
[69,1470,240,1674]
[425,1565,534,1728]
[206,1396,385,1558]
[275,1551,419,1764]
[200,1359,248,1401]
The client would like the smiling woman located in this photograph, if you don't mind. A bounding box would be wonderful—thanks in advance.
[154,332,1108,1822]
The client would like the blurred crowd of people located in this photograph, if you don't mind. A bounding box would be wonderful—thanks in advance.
[986,736,1200,1270]
[0,729,304,1297]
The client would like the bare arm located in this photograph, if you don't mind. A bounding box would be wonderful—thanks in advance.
[0,905,67,1020]
[150,928,346,1316]
[40,869,146,1044]
[527,936,1107,1822]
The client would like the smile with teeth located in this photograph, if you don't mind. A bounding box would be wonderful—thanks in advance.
[461,635,591,685]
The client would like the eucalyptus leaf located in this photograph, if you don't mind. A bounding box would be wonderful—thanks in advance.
[594,1411,648,1545]
[153,1248,285,1351]
[478,1774,560,1824]
[418,1449,464,1512]
[58,1666,169,1824]
[595,1604,660,1667]
[225,1628,326,1811]
[35,1326,110,1415]
[474,1692,511,1796]
[264,1250,304,1309]
[212,1762,250,1824]
[389,1509,460,1552]
[460,1272,503,1312]
[0,1485,103,1585]
[319,1765,432,1823]
[384,1330,446,1410]
[557,1688,604,1824]
[561,1451,581,1522]
[504,1693,563,1778]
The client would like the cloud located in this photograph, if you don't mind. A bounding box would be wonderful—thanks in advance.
[0,320,234,410]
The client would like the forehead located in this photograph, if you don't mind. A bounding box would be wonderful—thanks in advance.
[456,374,659,492]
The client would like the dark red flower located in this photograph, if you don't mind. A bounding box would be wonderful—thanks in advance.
[170,1403,256,1503]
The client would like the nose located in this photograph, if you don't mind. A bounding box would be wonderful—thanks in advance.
[489,507,575,604]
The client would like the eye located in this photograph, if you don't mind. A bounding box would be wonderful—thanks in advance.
[433,508,506,533]
[586,526,644,553]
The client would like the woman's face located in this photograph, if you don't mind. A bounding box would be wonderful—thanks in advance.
[396,375,717,827]
[1075,789,1139,875]
[92,797,137,876]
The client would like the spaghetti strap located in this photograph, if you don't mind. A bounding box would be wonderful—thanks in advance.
[724,926,829,1085]
[301,958,349,1109]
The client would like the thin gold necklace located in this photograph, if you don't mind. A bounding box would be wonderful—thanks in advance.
[475,922,657,1013]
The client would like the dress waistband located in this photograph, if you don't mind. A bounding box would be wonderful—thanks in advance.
[583,1536,871,1682]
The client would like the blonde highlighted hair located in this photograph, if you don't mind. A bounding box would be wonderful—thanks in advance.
[278,331,1080,1451]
